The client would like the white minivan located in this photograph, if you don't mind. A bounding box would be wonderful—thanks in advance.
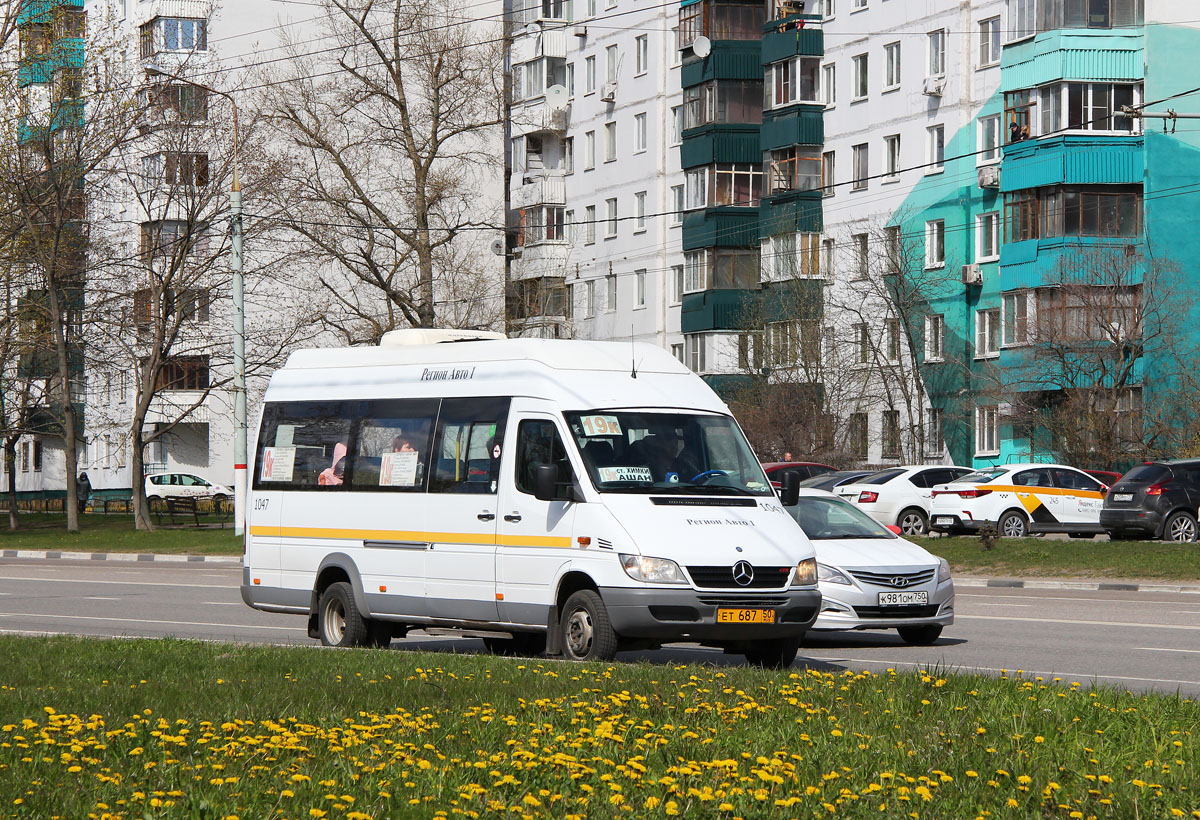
[241,331,821,666]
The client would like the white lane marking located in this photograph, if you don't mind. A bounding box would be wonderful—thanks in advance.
[200,602,244,606]
[84,597,121,601]
[959,614,1200,631]
[968,602,1032,607]
[1172,611,1200,615]
[0,575,230,589]
[959,592,1193,605]
[1138,647,1200,655]
[0,612,301,632]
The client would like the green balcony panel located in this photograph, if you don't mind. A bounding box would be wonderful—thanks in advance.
[1000,238,1147,290]
[682,208,760,250]
[1000,136,1143,192]
[1001,30,1143,91]
[682,41,764,87]
[760,106,824,151]
[680,289,758,333]
[761,24,822,65]
[680,124,761,168]
[759,192,822,238]
[17,0,83,25]
[759,279,823,323]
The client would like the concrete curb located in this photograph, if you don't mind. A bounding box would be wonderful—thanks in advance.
[955,576,1200,595]
[1,550,240,564]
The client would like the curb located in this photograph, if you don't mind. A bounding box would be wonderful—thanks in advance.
[955,577,1200,595]
[0,550,240,564]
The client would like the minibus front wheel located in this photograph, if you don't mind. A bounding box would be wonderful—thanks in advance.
[318,581,369,647]
[560,590,618,661]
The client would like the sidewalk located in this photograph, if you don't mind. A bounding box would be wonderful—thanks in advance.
[4,550,1200,593]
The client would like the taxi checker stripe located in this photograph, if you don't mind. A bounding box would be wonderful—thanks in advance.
[249,525,572,549]
[979,484,1106,500]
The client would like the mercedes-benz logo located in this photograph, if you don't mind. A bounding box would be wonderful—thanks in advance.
[732,561,755,586]
[891,576,910,588]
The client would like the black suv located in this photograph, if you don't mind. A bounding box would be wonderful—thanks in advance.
[1100,460,1200,542]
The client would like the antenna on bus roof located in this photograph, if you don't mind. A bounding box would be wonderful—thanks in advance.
[630,325,638,379]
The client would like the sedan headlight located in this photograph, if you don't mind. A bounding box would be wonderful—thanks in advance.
[937,557,952,584]
[619,554,688,584]
[816,562,852,585]
[793,557,818,586]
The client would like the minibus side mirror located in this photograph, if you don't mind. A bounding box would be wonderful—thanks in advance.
[778,470,800,507]
[534,463,582,503]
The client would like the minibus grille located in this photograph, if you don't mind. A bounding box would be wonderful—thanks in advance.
[849,569,936,588]
[697,595,789,607]
[687,565,792,589]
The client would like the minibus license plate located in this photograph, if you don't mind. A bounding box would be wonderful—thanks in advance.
[1113,493,1133,502]
[934,516,954,526]
[717,608,775,624]
[878,591,928,606]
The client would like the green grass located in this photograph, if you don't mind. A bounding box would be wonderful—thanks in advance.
[0,637,1196,820]
[0,513,241,555]
[913,536,1200,581]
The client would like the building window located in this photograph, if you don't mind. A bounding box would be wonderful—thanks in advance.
[925,220,945,268]
[761,232,821,281]
[1007,0,1036,41]
[671,265,684,304]
[584,130,595,169]
[140,220,202,262]
[979,17,1001,66]
[683,250,708,293]
[670,105,683,144]
[1040,82,1141,134]
[977,211,1000,261]
[852,233,868,278]
[605,273,616,312]
[976,405,999,455]
[1005,185,1142,241]
[765,146,823,194]
[705,163,763,207]
[563,137,574,174]
[671,343,684,363]
[881,410,901,459]
[1003,291,1033,346]
[927,29,946,77]
[823,0,836,18]
[1039,0,1145,30]
[586,280,596,317]
[925,314,944,361]
[604,121,616,162]
[156,356,210,391]
[822,238,835,278]
[767,57,821,108]
[848,412,868,459]
[635,191,647,230]
[634,113,647,152]
[822,63,836,105]
[852,0,866,8]
[635,34,648,75]
[141,17,207,57]
[524,206,566,244]
[975,308,1000,358]
[564,208,575,242]
[979,114,1002,162]
[854,323,870,364]
[822,150,835,196]
[606,44,618,83]
[585,56,596,93]
[162,152,209,186]
[684,334,706,373]
[927,125,944,172]
[885,319,901,363]
[32,438,43,472]
[585,204,596,244]
[681,80,764,130]
[1005,190,1038,242]
[1005,90,1035,141]
[605,198,618,237]
[851,143,868,190]
[632,270,646,309]
[149,83,208,121]
[852,53,868,100]
[671,185,684,224]
[685,167,708,210]
[884,134,900,180]
[884,42,901,90]
[926,408,944,455]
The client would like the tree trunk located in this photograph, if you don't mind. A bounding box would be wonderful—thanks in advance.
[5,436,18,531]
[45,285,79,532]
[130,424,153,531]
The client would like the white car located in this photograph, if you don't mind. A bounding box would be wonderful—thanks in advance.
[834,465,974,536]
[927,463,1107,538]
[145,472,233,502]
[785,489,954,644]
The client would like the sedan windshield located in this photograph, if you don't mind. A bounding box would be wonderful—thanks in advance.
[565,411,772,495]
[786,496,895,540]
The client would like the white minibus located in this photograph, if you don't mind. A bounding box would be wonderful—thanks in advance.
[241,331,820,666]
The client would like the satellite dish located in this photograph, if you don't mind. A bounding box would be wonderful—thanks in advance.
[545,84,568,111]
[692,36,711,58]
[491,238,505,256]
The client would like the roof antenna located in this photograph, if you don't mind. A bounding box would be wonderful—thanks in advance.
[630,325,638,379]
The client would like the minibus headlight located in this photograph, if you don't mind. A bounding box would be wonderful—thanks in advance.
[793,557,818,586]
[816,562,852,585]
[937,557,952,584]
[619,554,688,584]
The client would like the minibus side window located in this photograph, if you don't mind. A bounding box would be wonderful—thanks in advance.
[348,399,439,492]
[429,397,510,494]
[515,420,572,499]
[253,401,357,489]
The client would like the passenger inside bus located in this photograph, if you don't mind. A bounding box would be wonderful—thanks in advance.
[318,442,347,486]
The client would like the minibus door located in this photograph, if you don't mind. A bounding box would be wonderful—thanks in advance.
[246,405,284,588]
[496,412,579,626]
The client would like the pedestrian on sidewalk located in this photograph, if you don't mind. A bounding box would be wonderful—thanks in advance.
[76,472,91,515]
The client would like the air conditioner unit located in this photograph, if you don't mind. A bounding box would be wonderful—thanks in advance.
[923,76,946,96]
[977,164,1001,189]
[573,25,587,37]
[600,82,616,102]
[961,263,982,285]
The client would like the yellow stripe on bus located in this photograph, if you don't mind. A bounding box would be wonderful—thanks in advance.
[250,525,572,549]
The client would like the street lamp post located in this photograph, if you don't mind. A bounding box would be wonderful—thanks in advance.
[147,71,247,535]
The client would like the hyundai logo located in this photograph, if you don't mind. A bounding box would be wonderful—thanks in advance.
[890,576,911,588]
[732,561,755,586]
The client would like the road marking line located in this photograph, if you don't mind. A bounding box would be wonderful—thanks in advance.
[959,592,1191,605]
[200,602,244,606]
[0,612,302,631]
[0,575,230,589]
[959,614,1200,631]
[968,603,1032,607]
[84,597,121,601]
[1137,647,1200,654]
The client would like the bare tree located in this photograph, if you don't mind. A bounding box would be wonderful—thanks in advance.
[260,0,506,343]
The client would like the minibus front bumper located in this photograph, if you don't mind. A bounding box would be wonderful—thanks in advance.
[601,585,821,641]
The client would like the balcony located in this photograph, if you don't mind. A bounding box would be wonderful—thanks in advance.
[511,99,568,138]
[512,171,566,210]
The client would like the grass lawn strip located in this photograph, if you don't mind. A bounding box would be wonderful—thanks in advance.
[912,537,1200,582]
[0,637,1196,819]
[0,514,240,555]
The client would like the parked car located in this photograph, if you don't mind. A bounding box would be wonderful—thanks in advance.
[784,489,954,645]
[1100,459,1200,542]
[145,472,233,503]
[797,469,877,493]
[762,461,836,487]
[834,465,974,536]
[928,463,1107,538]
[1085,469,1123,487]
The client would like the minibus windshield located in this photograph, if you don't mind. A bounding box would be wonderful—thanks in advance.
[565,411,772,495]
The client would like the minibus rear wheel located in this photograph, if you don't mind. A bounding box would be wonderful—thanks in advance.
[318,581,368,647]
[560,590,618,661]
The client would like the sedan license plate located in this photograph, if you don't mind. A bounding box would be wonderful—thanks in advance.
[878,591,928,606]
[717,608,775,624]
[934,516,955,526]
[1113,493,1134,502]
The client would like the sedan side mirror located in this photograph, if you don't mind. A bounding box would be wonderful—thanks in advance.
[778,470,800,507]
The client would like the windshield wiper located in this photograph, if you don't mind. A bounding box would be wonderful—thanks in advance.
[684,484,758,497]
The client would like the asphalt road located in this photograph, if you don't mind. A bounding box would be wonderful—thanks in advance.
[2,558,1199,695]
